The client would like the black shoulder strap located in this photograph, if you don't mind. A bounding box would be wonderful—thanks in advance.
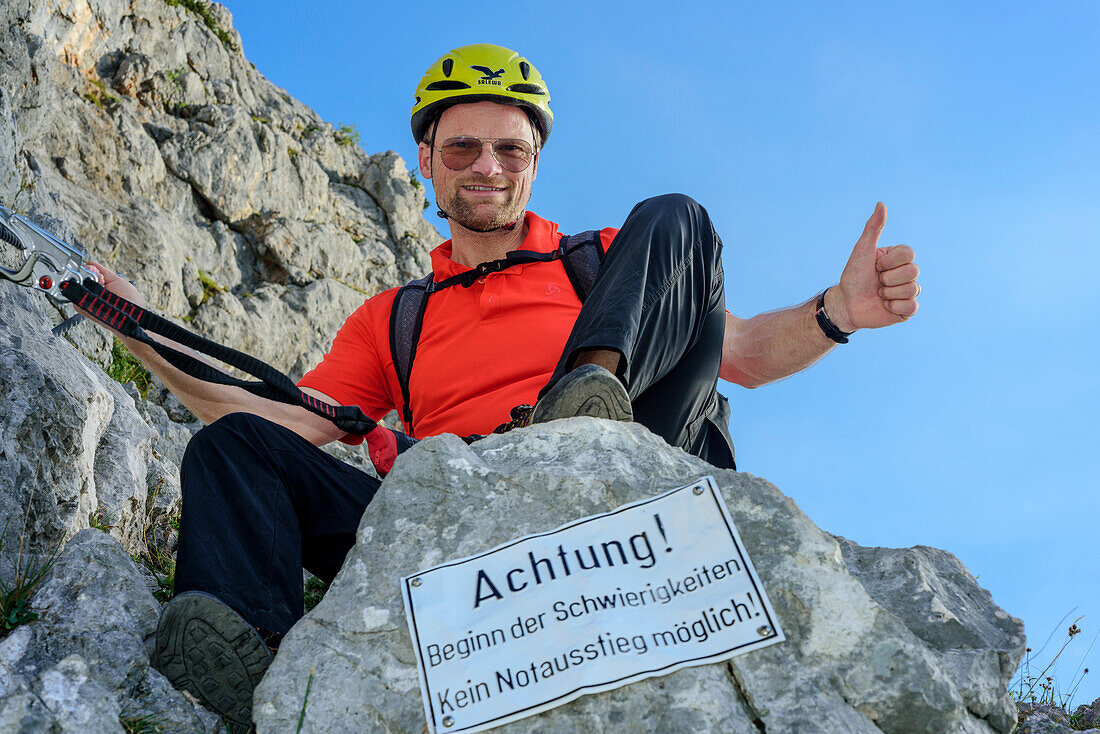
[389,274,433,435]
[558,230,604,303]
[388,230,606,434]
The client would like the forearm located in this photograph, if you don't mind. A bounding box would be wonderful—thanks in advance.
[720,290,847,388]
[117,333,343,445]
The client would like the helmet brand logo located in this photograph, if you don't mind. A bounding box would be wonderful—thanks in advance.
[470,65,505,85]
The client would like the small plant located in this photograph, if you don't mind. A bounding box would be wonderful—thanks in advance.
[83,76,120,110]
[1013,615,1095,712]
[197,269,224,303]
[250,114,270,124]
[303,576,329,613]
[287,147,299,161]
[333,123,360,148]
[164,0,237,51]
[161,66,188,112]
[295,668,315,733]
[301,124,320,137]
[408,172,422,190]
[133,541,176,605]
[106,337,153,397]
[88,511,113,532]
[119,710,166,734]
[0,518,61,639]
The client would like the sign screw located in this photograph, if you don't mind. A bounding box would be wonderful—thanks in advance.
[757,625,771,636]
[442,715,455,727]
[693,486,704,495]
[411,578,421,588]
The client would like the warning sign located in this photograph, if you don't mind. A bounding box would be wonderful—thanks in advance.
[401,477,784,733]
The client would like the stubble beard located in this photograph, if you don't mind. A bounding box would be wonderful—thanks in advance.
[442,179,526,232]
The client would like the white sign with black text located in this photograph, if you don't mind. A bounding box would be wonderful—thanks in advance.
[401,476,784,734]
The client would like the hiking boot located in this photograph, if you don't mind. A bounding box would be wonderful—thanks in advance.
[151,591,273,730]
[530,364,633,424]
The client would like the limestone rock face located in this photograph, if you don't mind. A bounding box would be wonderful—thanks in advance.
[0,530,220,732]
[253,420,1026,734]
[0,0,439,375]
[0,285,172,575]
[0,0,437,579]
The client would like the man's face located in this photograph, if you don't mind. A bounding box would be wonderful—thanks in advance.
[418,102,539,233]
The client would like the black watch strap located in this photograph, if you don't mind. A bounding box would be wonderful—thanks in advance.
[815,288,852,344]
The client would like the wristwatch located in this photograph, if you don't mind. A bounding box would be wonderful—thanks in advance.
[815,288,853,344]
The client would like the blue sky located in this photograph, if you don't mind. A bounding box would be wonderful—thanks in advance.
[226,0,1100,702]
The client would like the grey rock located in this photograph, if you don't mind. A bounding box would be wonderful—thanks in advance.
[0,285,168,571]
[253,420,1025,733]
[834,537,1026,733]
[0,530,221,732]
[1015,700,1100,734]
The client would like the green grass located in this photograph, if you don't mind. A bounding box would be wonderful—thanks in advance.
[334,124,360,148]
[132,517,179,605]
[106,337,153,397]
[295,668,315,733]
[0,518,61,640]
[119,711,167,734]
[304,576,329,613]
[164,0,237,51]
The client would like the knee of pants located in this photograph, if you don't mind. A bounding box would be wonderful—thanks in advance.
[632,193,705,227]
[180,411,269,477]
[629,193,720,255]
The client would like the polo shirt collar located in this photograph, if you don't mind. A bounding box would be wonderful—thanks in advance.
[429,211,561,280]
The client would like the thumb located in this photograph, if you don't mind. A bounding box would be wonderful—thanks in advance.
[845,202,886,270]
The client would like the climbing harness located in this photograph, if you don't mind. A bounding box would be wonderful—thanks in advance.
[0,206,412,476]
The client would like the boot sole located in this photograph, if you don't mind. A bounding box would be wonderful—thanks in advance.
[151,591,272,729]
[532,364,633,424]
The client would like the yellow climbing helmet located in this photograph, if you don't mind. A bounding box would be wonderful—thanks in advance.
[411,43,553,146]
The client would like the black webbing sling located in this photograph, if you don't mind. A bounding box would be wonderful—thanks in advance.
[389,230,605,436]
[59,278,415,475]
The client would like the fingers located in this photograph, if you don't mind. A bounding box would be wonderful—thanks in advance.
[879,262,919,287]
[85,261,110,285]
[878,282,919,300]
[875,244,915,271]
[885,297,919,318]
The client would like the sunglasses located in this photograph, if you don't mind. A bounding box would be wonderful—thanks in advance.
[435,136,536,173]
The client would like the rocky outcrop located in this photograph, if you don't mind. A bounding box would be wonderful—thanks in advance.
[1016,699,1100,734]
[253,420,1026,733]
[0,0,438,578]
[0,0,438,376]
[0,530,220,732]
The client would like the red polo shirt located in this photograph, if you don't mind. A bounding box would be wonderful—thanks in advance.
[297,212,617,441]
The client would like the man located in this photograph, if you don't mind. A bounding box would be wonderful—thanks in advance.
[82,43,918,727]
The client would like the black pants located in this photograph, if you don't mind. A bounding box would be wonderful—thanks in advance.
[174,193,735,636]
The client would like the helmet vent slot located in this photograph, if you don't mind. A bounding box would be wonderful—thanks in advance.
[425,80,471,91]
[519,61,530,80]
[442,58,454,77]
[507,83,545,95]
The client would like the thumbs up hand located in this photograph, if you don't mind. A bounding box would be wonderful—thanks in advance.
[828,203,920,333]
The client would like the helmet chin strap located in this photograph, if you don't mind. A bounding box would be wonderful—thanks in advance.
[428,115,521,234]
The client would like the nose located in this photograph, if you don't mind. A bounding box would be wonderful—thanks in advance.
[468,141,503,177]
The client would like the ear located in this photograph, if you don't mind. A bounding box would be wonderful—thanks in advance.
[418,141,432,179]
